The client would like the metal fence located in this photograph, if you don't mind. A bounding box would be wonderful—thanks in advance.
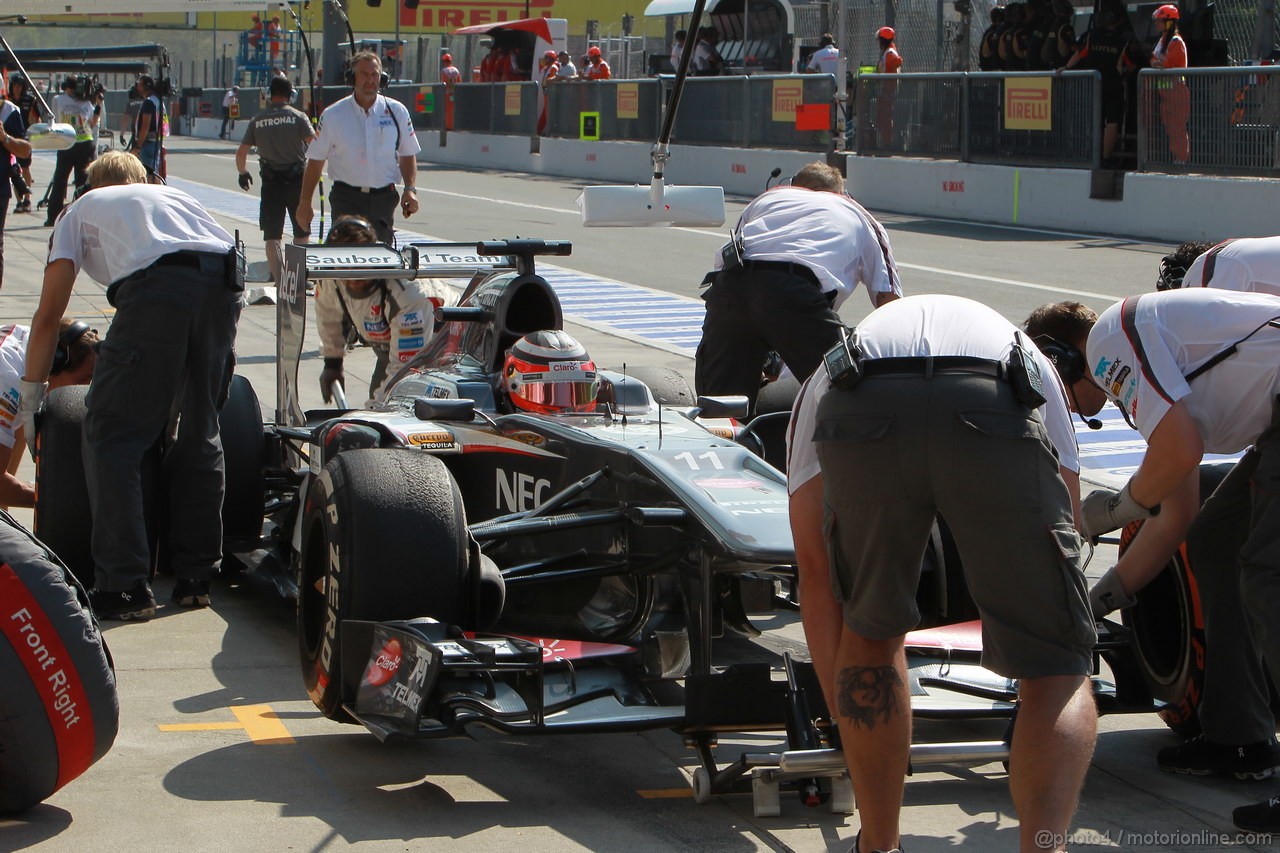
[856,70,1101,168]
[1139,65,1280,175]
[544,80,663,143]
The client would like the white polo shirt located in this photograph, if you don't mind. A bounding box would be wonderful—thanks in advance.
[807,45,842,75]
[1087,289,1280,454]
[787,295,1078,492]
[1183,237,1280,297]
[307,94,421,190]
[719,186,902,309]
[0,325,29,450]
[52,92,96,143]
[47,184,233,285]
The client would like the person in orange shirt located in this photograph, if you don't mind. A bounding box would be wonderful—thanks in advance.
[266,15,282,62]
[875,27,903,148]
[1151,4,1190,165]
[441,53,461,130]
[584,46,612,80]
[248,14,263,56]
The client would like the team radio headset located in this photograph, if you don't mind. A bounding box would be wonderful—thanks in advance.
[51,321,93,376]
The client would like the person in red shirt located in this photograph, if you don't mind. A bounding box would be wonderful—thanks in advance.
[1151,4,1190,164]
[248,14,263,56]
[441,53,461,130]
[875,27,903,148]
[584,46,612,80]
[266,15,282,62]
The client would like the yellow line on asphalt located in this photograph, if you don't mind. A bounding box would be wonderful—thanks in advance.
[158,704,295,745]
[636,788,694,799]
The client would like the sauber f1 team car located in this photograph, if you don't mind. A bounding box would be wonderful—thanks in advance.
[31,239,1229,816]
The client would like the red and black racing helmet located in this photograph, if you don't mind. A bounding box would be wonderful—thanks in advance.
[504,330,600,415]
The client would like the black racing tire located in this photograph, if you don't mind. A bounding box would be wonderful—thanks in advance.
[33,386,93,590]
[218,375,265,550]
[746,377,800,473]
[297,450,471,722]
[754,375,801,416]
[626,365,695,407]
[1121,462,1234,737]
[0,509,118,814]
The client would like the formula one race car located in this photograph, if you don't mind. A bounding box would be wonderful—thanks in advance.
[29,238,1230,816]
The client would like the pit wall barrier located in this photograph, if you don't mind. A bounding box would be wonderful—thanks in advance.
[181,115,1275,244]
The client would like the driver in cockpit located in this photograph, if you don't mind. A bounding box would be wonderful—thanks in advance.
[501,330,600,415]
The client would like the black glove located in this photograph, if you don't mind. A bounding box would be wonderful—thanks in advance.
[238,171,253,191]
[320,359,344,404]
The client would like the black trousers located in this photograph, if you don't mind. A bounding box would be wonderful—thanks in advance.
[329,181,398,243]
[220,107,233,139]
[83,253,241,591]
[0,199,7,288]
[46,140,95,221]
[259,170,307,240]
[694,264,843,414]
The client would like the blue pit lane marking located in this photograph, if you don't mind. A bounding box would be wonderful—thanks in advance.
[167,176,709,358]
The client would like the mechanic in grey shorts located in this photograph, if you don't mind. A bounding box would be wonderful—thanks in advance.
[235,75,315,284]
[21,151,241,621]
[787,294,1096,853]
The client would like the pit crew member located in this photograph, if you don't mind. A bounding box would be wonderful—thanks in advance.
[22,151,240,620]
[789,294,1095,853]
[129,74,166,184]
[1158,236,1280,296]
[501,330,599,415]
[0,89,32,289]
[297,51,421,244]
[1025,292,1280,784]
[584,46,612,80]
[694,160,901,414]
[0,319,97,508]
[235,75,315,284]
[315,215,456,405]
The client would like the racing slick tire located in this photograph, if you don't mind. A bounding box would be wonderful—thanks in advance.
[626,365,695,407]
[1120,461,1235,737]
[298,449,470,722]
[218,375,265,550]
[33,387,94,589]
[750,376,801,472]
[0,509,118,814]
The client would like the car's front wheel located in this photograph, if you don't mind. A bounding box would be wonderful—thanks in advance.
[297,450,470,721]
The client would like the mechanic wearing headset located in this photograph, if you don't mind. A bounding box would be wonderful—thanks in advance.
[1157,236,1280,297]
[789,294,1096,853]
[235,75,315,285]
[315,215,457,406]
[297,50,420,244]
[694,161,901,415]
[0,320,97,508]
[21,150,242,621]
[1025,292,1280,795]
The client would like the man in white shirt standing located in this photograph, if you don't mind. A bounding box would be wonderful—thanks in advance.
[555,51,577,80]
[694,161,902,414]
[296,51,421,244]
[219,84,239,140]
[789,295,1096,853]
[805,33,842,75]
[45,76,99,225]
[21,151,241,621]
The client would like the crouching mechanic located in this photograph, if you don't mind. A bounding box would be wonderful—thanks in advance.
[789,294,1096,853]
[1026,292,1280,819]
[316,215,457,405]
[1157,236,1280,296]
[0,319,97,507]
[21,150,242,620]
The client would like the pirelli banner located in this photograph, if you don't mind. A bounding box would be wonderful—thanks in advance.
[1003,77,1052,131]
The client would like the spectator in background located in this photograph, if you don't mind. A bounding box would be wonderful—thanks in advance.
[1043,0,1078,68]
[805,33,842,75]
[129,74,166,184]
[479,43,506,82]
[1151,4,1190,165]
[0,94,32,288]
[248,14,263,56]
[691,26,724,76]
[584,46,612,80]
[875,27,903,148]
[536,50,560,134]
[671,29,687,70]
[1060,7,1134,164]
[441,53,461,131]
[1025,0,1054,69]
[556,51,577,80]
[999,2,1030,67]
[6,74,36,215]
[219,84,239,140]
[979,6,1006,69]
[267,15,282,63]
[45,76,99,227]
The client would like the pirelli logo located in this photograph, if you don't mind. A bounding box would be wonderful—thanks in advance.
[1003,78,1052,131]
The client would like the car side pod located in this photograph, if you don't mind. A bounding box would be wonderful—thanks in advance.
[577,179,725,228]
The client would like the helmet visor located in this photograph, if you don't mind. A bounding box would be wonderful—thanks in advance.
[517,378,600,411]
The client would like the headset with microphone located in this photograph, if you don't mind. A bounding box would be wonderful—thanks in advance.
[1033,334,1103,430]
[51,320,92,376]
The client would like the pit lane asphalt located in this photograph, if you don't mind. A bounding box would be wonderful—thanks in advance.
[0,138,1272,852]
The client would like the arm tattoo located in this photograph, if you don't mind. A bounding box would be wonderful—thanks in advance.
[836,665,904,730]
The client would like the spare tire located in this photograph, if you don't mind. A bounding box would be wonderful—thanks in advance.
[33,386,94,589]
[0,508,118,813]
[624,365,695,407]
[219,375,265,550]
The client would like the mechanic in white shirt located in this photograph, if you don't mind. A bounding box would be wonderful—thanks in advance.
[219,84,239,140]
[1026,291,1280,788]
[315,215,457,405]
[297,50,421,244]
[0,321,97,508]
[1157,236,1280,296]
[45,76,99,224]
[694,161,902,414]
[22,151,239,621]
[804,34,842,75]
[788,294,1095,853]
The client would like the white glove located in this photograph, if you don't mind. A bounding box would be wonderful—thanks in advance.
[1080,480,1159,539]
[19,379,48,457]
